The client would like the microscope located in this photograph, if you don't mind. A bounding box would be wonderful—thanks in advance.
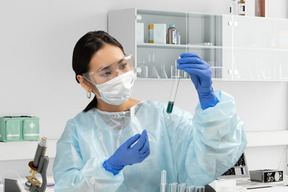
[24,137,49,192]
[3,137,49,192]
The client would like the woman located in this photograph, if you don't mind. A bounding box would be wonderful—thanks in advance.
[53,30,247,192]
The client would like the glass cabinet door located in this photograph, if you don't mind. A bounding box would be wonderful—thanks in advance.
[109,8,288,81]
[136,10,188,79]
[231,15,276,80]
[222,15,234,80]
[275,18,288,80]
[136,10,227,80]
[187,12,225,79]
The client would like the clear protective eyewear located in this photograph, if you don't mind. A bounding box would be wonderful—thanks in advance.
[83,54,135,85]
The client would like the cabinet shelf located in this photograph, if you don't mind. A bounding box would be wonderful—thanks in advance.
[135,78,288,82]
[233,47,288,52]
[0,139,57,161]
[137,43,225,49]
[1,131,287,160]
[246,130,288,147]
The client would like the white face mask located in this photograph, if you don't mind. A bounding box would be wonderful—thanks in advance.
[95,70,136,105]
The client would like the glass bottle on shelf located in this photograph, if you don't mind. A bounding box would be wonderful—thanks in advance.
[229,0,237,15]
[137,60,149,78]
[148,24,154,43]
[147,53,160,78]
[159,64,168,78]
[166,24,177,44]
[238,0,246,16]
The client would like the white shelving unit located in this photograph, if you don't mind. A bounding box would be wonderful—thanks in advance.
[109,8,224,80]
[138,43,225,50]
[1,131,288,160]
[246,130,288,147]
[109,8,288,81]
[0,139,57,161]
[108,10,288,172]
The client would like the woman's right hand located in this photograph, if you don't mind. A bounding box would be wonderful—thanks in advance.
[177,52,219,110]
[103,130,150,175]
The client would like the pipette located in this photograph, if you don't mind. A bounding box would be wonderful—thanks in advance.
[160,170,167,192]
[166,60,181,114]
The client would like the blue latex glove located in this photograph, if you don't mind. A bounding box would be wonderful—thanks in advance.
[177,52,219,110]
[103,130,150,175]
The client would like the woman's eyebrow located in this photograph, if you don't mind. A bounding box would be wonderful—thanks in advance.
[97,57,125,72]
[117,59,124,64]
[97,64,112,72]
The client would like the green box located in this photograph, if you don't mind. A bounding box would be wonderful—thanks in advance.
[0,116,40,142]
[23,118,40,141]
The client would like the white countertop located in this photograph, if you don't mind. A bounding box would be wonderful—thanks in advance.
[0,185,55,192]
[0,176,54,192]
[246,186,288,192]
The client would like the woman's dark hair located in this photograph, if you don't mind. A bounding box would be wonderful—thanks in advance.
[72,30,125,112]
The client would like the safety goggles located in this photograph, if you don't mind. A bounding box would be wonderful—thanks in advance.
[83,55,135,85]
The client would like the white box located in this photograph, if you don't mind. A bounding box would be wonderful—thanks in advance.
[210,179,236,192]
[137,23,144,44]
[153,24,166,44]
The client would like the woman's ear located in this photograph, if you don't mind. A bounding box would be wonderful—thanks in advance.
[76,75,92,92]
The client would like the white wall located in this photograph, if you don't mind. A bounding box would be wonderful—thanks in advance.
[0,0,287,179]
[267,0,287,18]
[0,0,234,140]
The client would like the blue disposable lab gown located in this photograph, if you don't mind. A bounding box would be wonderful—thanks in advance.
[53,91,247,192]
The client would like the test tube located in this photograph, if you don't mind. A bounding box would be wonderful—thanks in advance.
[178,183,187,192]
[196,186,205,192]
[187,185,205,192]
[166,68,181,114]
[160,170,167,192]
[169,182,178,192]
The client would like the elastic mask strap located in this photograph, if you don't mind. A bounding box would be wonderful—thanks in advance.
[83,75,92,84]
[83,76,102,99]
[92,91,101,99]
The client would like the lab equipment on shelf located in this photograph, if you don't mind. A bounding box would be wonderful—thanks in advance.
[177,32,181,45]
[137,23,144,43]
[148,24,154,43]
[166,24,177,44]
[238,0,246,16]
[159,64,168,78]
[153,24,166,44]
[255,0,265,17]
[137,60,149,78]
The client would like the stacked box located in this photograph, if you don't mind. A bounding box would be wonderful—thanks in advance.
[153,24,166,44]
[148,24,167,44]
[137,23,144,44]
[0,116,40,142]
